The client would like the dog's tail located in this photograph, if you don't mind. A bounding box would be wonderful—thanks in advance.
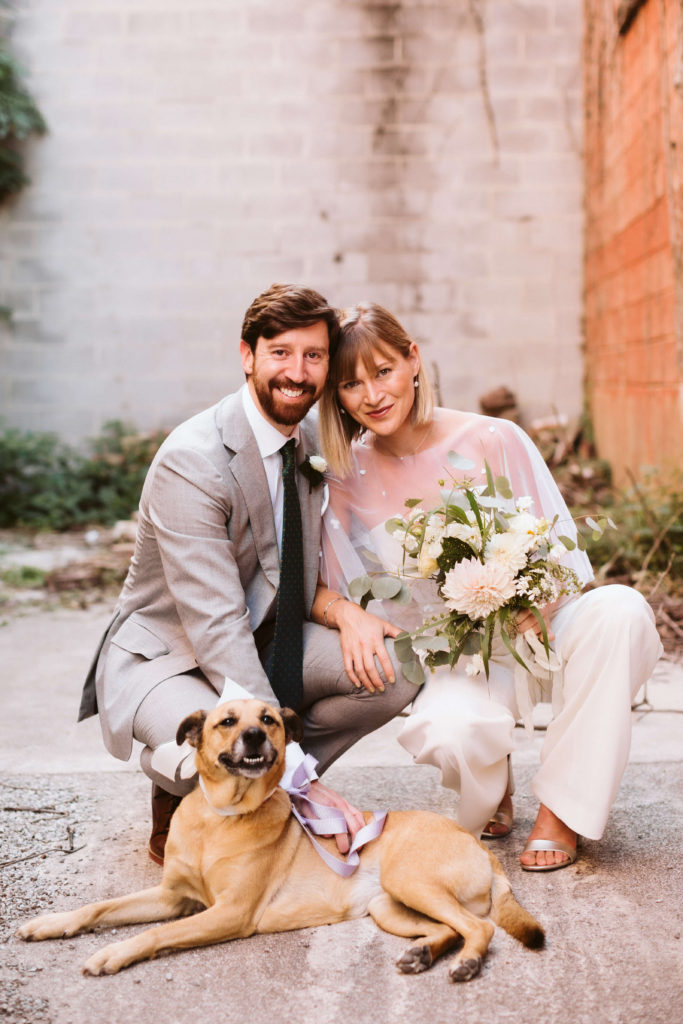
[488,853,545,949]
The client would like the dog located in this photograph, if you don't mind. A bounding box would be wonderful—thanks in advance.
[17,699,544,981]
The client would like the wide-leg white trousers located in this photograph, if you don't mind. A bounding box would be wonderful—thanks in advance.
[398,585,662,839]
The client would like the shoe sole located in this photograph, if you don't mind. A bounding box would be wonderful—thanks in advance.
[148,844,164,866]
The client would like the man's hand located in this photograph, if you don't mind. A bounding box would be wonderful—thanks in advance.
[329,600,402,694]
[305,780,366,854]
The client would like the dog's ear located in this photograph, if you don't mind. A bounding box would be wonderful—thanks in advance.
[279,707,303,745]
[176,710,208,748]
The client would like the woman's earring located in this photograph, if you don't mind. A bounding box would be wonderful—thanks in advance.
[339,406,346,416]
[413,376,419,389]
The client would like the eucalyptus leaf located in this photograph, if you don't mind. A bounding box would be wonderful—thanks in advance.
[447,450,476,470]
[401,658,426,686]
[371,576,403,600]
[393,632,415,663]
[385,517,405,535]
[462,633,482,655]
[412,635,450,652]
[358,546,385,567]
[404,498,422,508]
[558,534,576,550]
[348,575,372,599]
[585,516,599,531]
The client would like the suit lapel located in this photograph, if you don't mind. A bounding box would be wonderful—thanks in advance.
[298,418,324,611]
[217,393,280,588]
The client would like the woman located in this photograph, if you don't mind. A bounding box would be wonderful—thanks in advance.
[315,302,662,871]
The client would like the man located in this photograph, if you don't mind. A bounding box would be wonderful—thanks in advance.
[78,284,416,863]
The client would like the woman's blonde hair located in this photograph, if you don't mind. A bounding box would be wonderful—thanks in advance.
[320,303,434,478]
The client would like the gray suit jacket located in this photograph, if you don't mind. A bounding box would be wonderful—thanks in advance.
[78,388,324,761]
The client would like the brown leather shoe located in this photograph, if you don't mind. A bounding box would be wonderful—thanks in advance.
[148,784,182,865]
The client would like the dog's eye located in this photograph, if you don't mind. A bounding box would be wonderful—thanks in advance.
[218,716,237,728]
[260,714,277,726]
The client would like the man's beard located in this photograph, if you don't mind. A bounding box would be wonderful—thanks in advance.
[251,374,319,426]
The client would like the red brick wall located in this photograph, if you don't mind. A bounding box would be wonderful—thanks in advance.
[584,0,683,485]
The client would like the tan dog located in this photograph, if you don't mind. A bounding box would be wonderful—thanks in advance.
[18,699,544,981]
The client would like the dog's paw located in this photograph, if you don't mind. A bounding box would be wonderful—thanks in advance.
[82,940,138,976]
[448,956,482,982]
[396,944,433,974]
[16,913,78,942]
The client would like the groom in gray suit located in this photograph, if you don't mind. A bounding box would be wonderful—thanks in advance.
[78,284,415,863]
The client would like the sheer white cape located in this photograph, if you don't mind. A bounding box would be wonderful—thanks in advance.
[321,409,593,722]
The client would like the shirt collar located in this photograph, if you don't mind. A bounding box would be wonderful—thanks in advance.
[241,384,300,459]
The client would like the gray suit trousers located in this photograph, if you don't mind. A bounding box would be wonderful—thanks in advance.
[134,622,418,795]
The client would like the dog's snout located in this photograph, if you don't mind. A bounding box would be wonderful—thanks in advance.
[242,727,266,749]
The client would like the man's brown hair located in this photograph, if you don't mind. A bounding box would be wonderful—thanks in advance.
[241,284,340,354]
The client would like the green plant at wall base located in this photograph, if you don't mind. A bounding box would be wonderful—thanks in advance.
[0,421,167,530]
[0,42,47,203]
[576,468,683,589]
[80,421,168,524]
[0,427,90,530]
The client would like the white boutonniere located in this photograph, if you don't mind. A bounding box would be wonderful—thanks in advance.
[299,454,327,492]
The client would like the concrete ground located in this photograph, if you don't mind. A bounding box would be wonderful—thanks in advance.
[1,603,682,1024]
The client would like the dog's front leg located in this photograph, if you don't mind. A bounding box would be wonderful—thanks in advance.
[82,901,250,976]
[18,885,191,942]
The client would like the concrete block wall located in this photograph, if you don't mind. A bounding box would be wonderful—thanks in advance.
[1,1,584,444]
[584,0,683,484]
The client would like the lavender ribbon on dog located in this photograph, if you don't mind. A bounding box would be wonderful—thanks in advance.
[286,755,387,878]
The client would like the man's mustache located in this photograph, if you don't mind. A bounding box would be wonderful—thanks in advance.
[269,378,316,395]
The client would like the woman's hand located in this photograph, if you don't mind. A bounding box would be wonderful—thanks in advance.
[515,603,556,642]
[330,599,402,694]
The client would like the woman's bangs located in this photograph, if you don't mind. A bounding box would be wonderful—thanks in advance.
[333,328,397,386]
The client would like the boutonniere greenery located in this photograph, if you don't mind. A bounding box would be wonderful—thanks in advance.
[299,454,327,492]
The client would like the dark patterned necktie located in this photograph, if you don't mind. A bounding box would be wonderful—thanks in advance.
[266,438,304,709]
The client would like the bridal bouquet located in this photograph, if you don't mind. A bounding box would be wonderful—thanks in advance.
[350,452,612,686]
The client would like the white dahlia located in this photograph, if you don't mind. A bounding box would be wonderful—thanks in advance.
[441,558,516,620]
[484,531,530,574]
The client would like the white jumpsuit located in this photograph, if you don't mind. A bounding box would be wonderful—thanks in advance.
[322,409,663,839]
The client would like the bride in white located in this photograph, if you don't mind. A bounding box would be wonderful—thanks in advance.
[316,302,662,872]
